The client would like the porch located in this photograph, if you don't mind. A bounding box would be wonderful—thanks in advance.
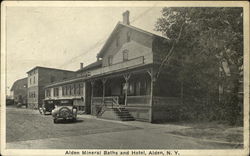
[86,67,182,122]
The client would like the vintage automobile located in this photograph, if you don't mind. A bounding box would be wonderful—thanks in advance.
[38,100,55,115]
[51,99,77,123]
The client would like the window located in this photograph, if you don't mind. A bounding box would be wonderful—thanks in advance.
[122,82,135,96]
[33,76,35,84]
[46,89,51,97]
[62,86,66,96]
[30,78,32,85]
[75,83,79,95]
[140,80,147,95]
[54,88,59,97]
[135,81,141,95]
[127,31,131,42]
[50,76,55,83]
[108,56,113,66]
[128,82,135,95]
[67,85,71,95]
[116,35,120,47]
[79,83,83,95]
[71,84,74,95]
[123,50,128,61]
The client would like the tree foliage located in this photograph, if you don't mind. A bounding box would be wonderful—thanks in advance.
[155,7,243,125]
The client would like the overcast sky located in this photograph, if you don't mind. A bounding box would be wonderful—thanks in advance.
[6,6,163,94]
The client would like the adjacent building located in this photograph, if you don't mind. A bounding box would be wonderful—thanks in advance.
[27,66,75,109]
[44,61,101,113]
[10,77,28,106]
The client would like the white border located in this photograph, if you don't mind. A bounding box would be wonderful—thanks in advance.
[1,1,249,156]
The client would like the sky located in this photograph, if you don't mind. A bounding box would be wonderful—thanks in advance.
[5,6,163,95]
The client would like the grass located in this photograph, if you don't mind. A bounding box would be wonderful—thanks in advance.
[167,121,243,143]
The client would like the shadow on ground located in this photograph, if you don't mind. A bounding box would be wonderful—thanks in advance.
[55,119,84,124]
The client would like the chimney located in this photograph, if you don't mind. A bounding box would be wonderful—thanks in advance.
[122,10,130,25]
[80,63,84,69]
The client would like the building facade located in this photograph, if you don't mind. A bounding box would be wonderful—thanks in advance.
[10,77,28,106]
[44,61,102,113]
[27,66,75,109]
[44,11,181,122]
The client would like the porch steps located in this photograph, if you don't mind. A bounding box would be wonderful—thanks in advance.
[99,107,135,121]
[113,108,135,121]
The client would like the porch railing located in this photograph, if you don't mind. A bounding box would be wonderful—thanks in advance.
[92,96,122,116]
[153,96,181,106]
[90,56,144,76]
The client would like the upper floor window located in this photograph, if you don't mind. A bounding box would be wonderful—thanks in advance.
[50,76,55,83]
[116,35,120,47]
[108,56,113,66]
[127,31,131,42]
[30,78,32,85]
[33,76,35,84]
[123,50,129,61]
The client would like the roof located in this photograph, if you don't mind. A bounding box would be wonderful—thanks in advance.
[27,66,75,74]
[44,61,102,88]
[10,77,27,91]
[76,60,102,72]
[45,76,86,88]
[97,22,170,58]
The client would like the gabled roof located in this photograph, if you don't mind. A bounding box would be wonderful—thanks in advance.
[97,22,169,58]
[76,60,102,73]
[10,77,27,91]
[27,66,75,74]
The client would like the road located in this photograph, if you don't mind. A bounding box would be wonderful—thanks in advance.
[6,107,237,149]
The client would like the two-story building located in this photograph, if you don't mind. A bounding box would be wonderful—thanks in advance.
[44,11,181,123]
[85,11,181,122]
[27,66,75,109]
[44,62,101,113]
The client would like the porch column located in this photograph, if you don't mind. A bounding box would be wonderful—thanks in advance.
[147,69,156,123]
[123,73,131,106]
[102,78,107,105]
[90,80,95,114]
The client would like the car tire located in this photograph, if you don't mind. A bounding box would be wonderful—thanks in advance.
[53,118,58,124]
[38,108,44,115]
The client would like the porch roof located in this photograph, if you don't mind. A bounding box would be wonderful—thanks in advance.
[86,63,152,81]
[44,76,86,88]
[45,59,152,89]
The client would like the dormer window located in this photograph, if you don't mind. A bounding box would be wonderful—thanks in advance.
[123,50,128,61]
[108,56,113,66]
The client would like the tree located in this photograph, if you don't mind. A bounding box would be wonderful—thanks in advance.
[155,7,243,125]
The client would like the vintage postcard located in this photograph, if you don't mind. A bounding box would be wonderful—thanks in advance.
[1,1,249,156]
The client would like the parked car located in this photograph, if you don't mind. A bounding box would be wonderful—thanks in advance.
[51,99,77,123]
[6,98,14,106]
[39,100,55,115]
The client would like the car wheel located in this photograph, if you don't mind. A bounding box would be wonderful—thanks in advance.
[53,118,58,124]
[39,108,44,115]
[72,118,76,122]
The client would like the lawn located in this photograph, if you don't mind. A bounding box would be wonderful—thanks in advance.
[167,121,243,144]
